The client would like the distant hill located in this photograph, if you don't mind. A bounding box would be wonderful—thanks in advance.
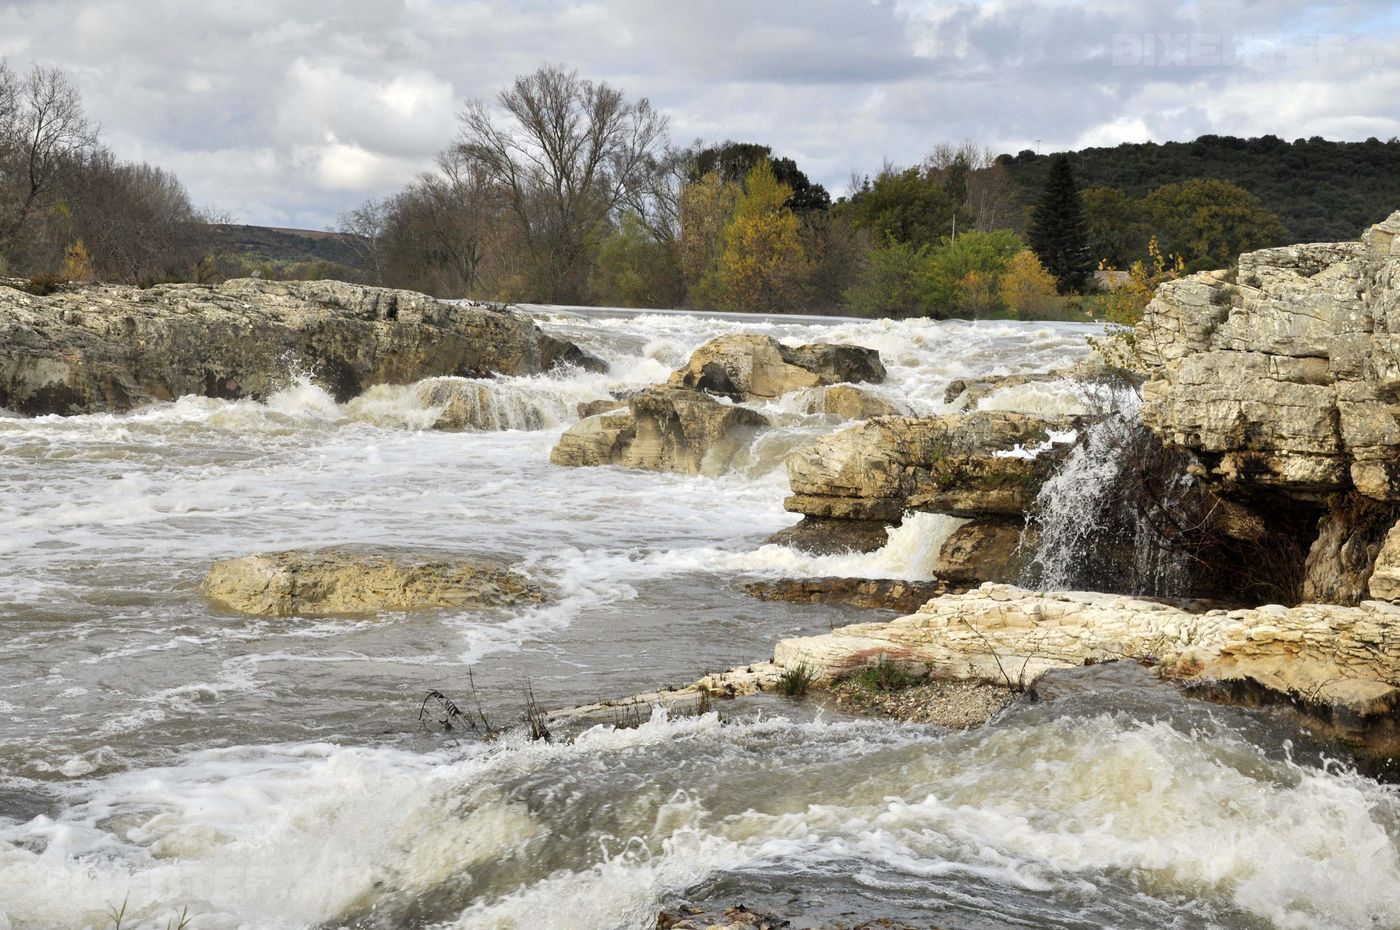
[205,224,365,270]
[999,135,1400,244]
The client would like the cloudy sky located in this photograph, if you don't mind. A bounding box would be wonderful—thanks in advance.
[2,0,1396,229]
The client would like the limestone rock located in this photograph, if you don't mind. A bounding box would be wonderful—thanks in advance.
[413,377,545,431]
[549,387,769,475]
[668,333,884,401]
[935,519,1028,586]
[785,412,1078,524]
[0,278,603,415]
[576,397,628,418]
[741,577,950,612]
[765,517,892,554]
[1368,523,1400,601]
[204,548,544,616]
[1137,211,1400,498]
[802,384,904,419]
[771,583,1400,721]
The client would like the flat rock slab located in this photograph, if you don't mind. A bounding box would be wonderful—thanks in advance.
[204,548,544,616]
[0,278,602,415]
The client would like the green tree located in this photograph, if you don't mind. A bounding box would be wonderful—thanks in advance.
[716,160,805,311]
[679,170,740,308]
[1142,178,1286,270]
[844,239,929,318]
[1080,186,1151,268]
[920,229,1023,310]
[842,166,968,249]
[1028,154,1091,293]
[588,213,682,307]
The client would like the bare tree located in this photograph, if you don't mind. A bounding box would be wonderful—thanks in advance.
[925,141,1017,233]
[0,64,99,261]
[338,196,391,283]
[454,65,669,302]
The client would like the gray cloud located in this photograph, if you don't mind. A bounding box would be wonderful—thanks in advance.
[1,0,1395,227]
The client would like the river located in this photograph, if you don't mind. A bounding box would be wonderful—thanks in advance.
[2,308,1398,930]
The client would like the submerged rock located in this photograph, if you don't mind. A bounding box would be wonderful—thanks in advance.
[741,577,951,612]
[204,548,543,616]
[0,278,603,415]
[668,333,885,401]
[550,387,769,475]
[413,377,545,431]
[802,383,904,419]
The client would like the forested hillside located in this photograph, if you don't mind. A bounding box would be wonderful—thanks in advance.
[999,136,1400,244]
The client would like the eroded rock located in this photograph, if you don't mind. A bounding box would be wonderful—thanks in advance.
[771,584,1400,726]
[550,387,769,475]
[668,333,884,401]
[1138,210,1400,499]
[741,577,951,612]
[204,548,543,616]
[0,278,603,415]
[785,412,1078,524]
[802,384,904,419]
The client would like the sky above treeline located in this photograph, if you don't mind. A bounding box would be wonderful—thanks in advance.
[2,0,1397,229]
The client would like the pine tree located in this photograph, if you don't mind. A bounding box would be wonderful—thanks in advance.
[1028,154,1091,293]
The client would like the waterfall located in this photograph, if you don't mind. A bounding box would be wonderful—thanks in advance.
[1020,412,1201,597]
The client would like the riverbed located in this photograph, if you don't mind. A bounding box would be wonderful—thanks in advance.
[2,309,1398,930]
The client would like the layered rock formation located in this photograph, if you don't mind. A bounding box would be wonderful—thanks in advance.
[0,278,602,415]
[1134,210,1400,603]
[770,584,1400,734]
[204,548,543,616]
[668,333,885,401]
[549,388,769,475]
[777,412,1076,580]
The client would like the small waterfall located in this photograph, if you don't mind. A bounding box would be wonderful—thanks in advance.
[1020,414,1202,597]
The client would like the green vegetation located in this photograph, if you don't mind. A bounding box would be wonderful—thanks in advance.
[777,661,817,698]
[7,56,1394,321]
[1027,154,1091,293]
[999,135,1400,246]
[842,654,923,693]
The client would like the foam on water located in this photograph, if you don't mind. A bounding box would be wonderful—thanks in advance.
[12,308,1376,929]
[3,704,1398,930]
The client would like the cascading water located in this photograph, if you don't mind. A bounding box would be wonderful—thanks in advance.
[1,307,1393,930]
[1020,387,1207,597]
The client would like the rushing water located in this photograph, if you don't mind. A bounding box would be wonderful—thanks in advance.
[2,308,1398,930]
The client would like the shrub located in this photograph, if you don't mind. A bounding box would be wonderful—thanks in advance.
[777,662,816,698]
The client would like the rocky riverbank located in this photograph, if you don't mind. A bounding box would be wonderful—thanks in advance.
[0,277,603,415]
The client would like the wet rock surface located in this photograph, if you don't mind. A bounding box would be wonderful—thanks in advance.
[550,387,770,475]
[0,278,602,415]
[830,677,1014,728]
[741,577,952,613]
[669,333,885,401]
[204,547,544,616]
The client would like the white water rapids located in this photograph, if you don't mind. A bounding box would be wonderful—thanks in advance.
[2,307,1399,930]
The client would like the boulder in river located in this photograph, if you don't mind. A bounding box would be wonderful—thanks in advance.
[802,383,904,419]
[550,387,769,475]
[0,278,604,416]
[784,411,1079,525]
[204,548,544,616]
[668,333,885,401]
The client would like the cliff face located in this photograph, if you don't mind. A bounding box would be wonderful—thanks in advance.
[1134,210,1400,603]
[0,278,603,415]
[1139,211,1400,499]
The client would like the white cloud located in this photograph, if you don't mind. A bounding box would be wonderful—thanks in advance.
[0,0,1393,227]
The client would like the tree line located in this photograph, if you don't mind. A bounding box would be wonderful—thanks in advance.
[0,59,215,286]
[6,58,1397,320]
